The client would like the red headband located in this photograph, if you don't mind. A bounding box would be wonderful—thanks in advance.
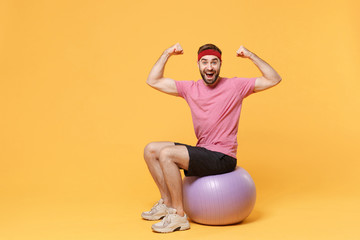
[198,49,222,61]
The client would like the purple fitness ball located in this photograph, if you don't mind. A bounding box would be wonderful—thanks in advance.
[183,167,256,225]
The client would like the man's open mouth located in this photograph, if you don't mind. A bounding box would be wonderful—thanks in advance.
[206,73,214,78]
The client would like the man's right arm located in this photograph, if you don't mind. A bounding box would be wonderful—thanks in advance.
[146,43,183,96]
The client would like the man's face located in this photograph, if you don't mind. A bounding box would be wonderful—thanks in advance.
[198,55,221,85]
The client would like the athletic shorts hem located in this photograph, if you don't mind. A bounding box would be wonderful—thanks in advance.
[174,142,237,177]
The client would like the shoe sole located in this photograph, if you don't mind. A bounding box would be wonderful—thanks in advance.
[141,214,166,221]
[152,223,190,233]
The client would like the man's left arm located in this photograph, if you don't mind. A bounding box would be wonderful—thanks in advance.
[237,46,282,92]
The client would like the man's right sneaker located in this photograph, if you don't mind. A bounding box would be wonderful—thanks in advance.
[141,199,169,221]
[151,207,190,233]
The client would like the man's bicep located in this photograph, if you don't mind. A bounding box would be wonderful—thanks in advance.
[254,76,278,92]
[147,78,179,96]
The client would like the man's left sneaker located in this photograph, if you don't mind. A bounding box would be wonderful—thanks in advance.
[141,199,168,220]
[151,208,190,233]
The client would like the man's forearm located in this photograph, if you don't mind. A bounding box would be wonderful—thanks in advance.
[146,51,171,85]
[147,43,183,86]
[249,53,282,82]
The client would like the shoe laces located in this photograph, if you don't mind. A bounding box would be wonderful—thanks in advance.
[158,208,177,226]
[150,199,164,212]
[161,213,176,226]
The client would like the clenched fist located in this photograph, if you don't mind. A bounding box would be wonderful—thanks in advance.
[236,46,253,58]
[165,43,184,56]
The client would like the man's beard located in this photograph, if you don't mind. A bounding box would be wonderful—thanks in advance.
[200,71,220,85]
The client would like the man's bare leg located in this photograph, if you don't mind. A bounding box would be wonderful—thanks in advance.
[144,141,176,206]
[158,145,189,217]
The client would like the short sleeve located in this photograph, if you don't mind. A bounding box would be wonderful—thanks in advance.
[175,80,195,99]
[232,77,257,99]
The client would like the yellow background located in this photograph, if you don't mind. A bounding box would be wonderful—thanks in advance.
[1,0,359,239]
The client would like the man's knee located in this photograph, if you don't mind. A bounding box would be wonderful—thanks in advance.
[144,142,175,159]
[144,142,157,156]
[159,147,175,165]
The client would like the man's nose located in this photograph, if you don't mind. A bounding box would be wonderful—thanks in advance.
[206,64,213,70]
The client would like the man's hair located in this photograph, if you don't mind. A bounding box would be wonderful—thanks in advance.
[198,44,222,55]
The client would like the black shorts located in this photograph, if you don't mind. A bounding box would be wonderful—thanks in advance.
[175,142,237,177]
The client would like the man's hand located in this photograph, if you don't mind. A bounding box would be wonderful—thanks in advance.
[236,46,253,58]
[165,43,184,56]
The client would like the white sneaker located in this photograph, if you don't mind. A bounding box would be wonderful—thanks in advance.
[151,208,190,233]
[141,199,169,221]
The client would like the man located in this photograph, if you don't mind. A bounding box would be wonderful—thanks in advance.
[142,43,281,233]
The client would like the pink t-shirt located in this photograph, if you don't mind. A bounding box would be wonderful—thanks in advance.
[175,77,256,158]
